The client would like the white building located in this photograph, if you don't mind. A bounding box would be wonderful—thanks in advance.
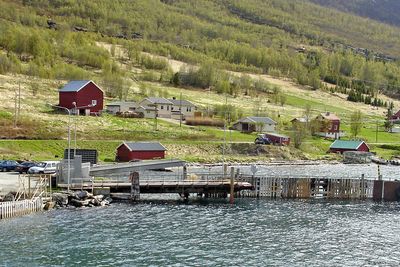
[232,117,277,133]
[168,98,197,119]
[105,101,137,114]
[139,97,173,118]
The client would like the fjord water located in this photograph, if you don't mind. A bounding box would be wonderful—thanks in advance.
[1,199,400,266]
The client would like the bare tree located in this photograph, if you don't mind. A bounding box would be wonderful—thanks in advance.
[350,110,363,138]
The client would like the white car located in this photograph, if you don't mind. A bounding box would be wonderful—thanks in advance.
[28,161,59,174]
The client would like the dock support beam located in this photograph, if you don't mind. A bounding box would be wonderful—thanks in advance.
[230,167,234,204]
[130,171,140,201]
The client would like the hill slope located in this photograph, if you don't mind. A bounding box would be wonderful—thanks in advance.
[311,0,400,27]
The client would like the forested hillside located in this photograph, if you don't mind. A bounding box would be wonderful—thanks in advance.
[0,0,400,101]
[311,0,400,27]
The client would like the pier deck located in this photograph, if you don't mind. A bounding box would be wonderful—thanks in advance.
[59,180,253,194]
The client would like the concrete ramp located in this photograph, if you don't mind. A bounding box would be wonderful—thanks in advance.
[89,159,186,177]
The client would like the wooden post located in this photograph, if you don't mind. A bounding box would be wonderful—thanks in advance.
[130,171,140,201]
[183,165,187,181]
[28,175,31,199]
[230,167,234,204]
[361,174,365,199]
[223,164,228,180]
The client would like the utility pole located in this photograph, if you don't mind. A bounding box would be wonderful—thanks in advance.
[13,89,17,128]
[179,92,182,128]
[375,120,379,143]
[154,104,158,131]
[18,80,21,119]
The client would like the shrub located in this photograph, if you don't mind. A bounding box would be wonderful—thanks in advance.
[186,117,224,127]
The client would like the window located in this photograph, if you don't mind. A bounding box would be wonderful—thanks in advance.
[167,106,169,111]
[171,107,174,111]
[161,105,164,110]
[91,100,97,106]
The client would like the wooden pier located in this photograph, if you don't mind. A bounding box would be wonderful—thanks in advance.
[59,180,253,195]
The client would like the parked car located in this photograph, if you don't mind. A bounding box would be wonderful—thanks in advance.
[15,161,38,174]
[27,161,59,174]
[0,160,19,172]
[254,134,271,145]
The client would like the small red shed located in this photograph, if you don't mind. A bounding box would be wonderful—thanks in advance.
[329,140,370,154]
[116,142,167,162]
[264,132,290,145]
[58,80,103,115]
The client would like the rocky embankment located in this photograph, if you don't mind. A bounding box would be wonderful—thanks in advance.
[51,191,112,209]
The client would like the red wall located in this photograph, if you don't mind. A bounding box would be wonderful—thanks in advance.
[59,81,103,114]
[329,120,340,133]
[330,143,369,154]
[321,119,340,133]
[116,145,165,162]
[265,133,290,145]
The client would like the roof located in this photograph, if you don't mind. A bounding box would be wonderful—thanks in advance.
[264,132,290,138]
[120,142,167,151]
[238,117,277,125]
[137,105,156,111]
[59,80,102,93]
[319,112,340,121]
[106,101,137,107]
[329,140,367,150]
[291,117,308,123]
[168,99,196,107]
[144,97,173,105]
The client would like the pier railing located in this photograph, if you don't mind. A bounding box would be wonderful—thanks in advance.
[0,198,43,220]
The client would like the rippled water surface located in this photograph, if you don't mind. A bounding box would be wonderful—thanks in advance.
[1,199,400,266]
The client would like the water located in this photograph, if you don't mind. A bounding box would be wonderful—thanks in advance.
[190,163,400,180]
[1,199,400,266]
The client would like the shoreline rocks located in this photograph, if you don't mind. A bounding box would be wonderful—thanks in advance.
[52,191,113,209]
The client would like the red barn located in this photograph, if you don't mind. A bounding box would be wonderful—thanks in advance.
[58,80,103,115]
[116,142,167,162]
[264,133,290,145]
[329,140,370,154]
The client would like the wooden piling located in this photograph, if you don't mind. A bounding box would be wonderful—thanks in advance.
[230,167,234,204]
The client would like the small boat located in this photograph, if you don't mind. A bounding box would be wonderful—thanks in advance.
[371,156,389,165]
[389,159,400,166]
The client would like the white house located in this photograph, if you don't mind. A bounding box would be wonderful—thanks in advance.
[168,98,197,119]
[105,101,137,114]
[232,117,277,133]
[136,105,157,119]
[139,97,173,118]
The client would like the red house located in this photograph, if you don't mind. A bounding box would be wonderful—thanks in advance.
[58,80,103,115]
[315,112,343,139]
[264,133,290,145]
[390,110,400,122]
[116,142,167,162]
[329,140,370,154]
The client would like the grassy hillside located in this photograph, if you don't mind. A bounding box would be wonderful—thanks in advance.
[0,0,400,162]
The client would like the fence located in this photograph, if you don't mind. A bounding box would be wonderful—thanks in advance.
[237,175,375,200]
[0,198,43,219]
